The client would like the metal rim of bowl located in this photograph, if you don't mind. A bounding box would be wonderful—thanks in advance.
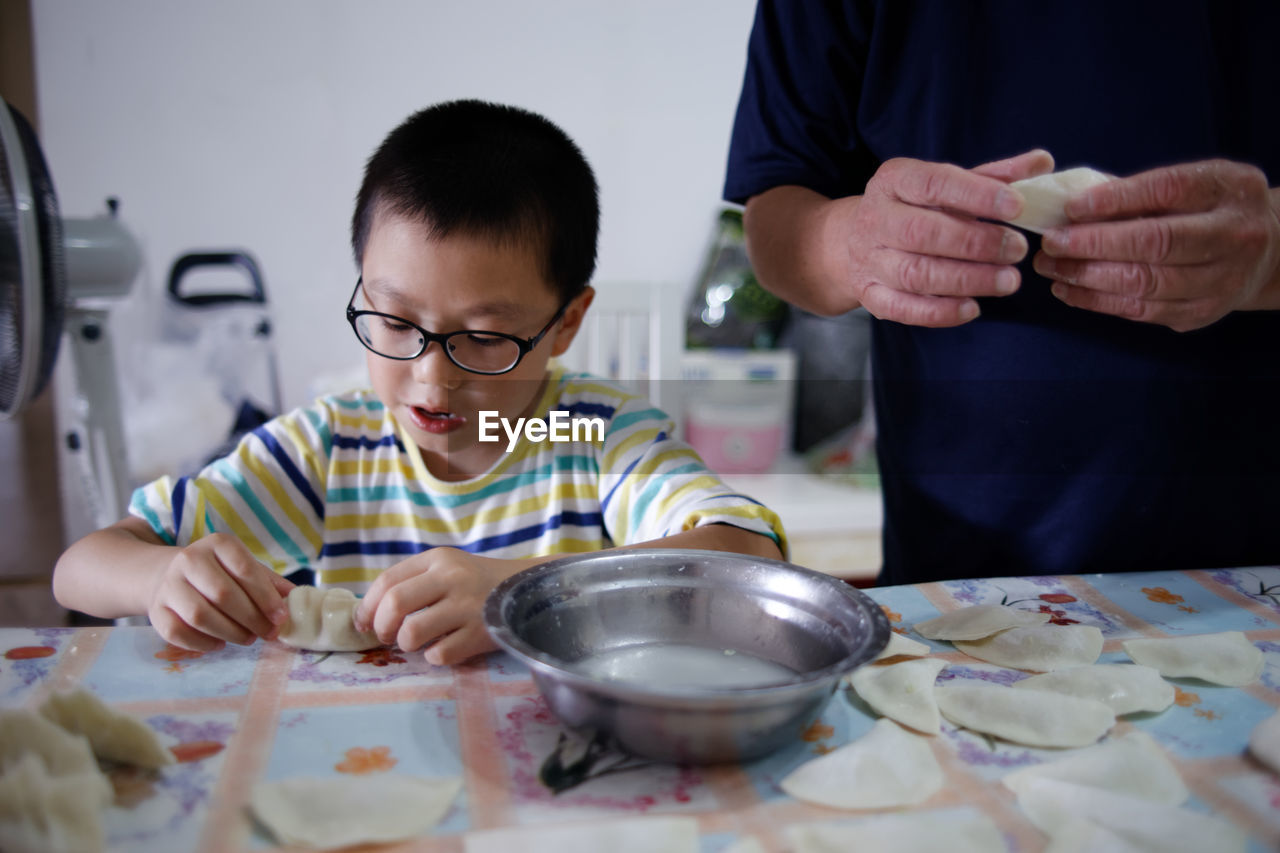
[483,548,890,705]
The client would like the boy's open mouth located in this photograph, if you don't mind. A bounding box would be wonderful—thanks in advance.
[409,406,466,435]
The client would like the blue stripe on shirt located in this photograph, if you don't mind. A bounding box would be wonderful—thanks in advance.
[210,458,310,564]
[253,426,325,520]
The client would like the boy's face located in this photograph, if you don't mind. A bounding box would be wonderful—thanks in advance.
[358,211,591,480]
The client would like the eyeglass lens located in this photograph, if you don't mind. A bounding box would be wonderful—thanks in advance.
[353,313,522,372]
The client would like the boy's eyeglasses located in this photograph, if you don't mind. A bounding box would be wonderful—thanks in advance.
[345,278,569,375]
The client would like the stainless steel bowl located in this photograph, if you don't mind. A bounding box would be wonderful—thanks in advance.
[484,549,889,764]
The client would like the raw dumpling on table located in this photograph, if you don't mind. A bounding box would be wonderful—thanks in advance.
[785,810,1005,853]
[1122,632,1263,687]
[780,717,943,809]
[1001,731,1187,806]
[39,688,174,769]
[1013,776,1246,853]
[874,630,932,660]
[277,585,381,652]
[250,774,461,849]
[914,603,1050,641]
[848,657,947,734]
[952,624,1104,672]
[1012,664,1174,715]
[934,682,1115,748]
[0,752,109,853]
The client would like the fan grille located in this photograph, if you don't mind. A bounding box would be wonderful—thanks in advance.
[0,102,65,415]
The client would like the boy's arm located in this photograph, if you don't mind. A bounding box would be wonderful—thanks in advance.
[621,522,783,562]
[54,516,293,651]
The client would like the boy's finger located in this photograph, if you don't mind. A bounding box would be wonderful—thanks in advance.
[215,542,290,632]
[355,560,426,628]
[152,606,225,653]
[186,559,272,641]
[169,582,257,646]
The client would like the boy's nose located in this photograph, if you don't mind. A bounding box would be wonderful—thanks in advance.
[410,341,463,388]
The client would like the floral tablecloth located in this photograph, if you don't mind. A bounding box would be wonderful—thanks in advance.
[3,566,1279,851]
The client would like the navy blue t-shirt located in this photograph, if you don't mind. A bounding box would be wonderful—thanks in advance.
[725,0,1280,584]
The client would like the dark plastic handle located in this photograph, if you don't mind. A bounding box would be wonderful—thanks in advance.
[167,251,265,306]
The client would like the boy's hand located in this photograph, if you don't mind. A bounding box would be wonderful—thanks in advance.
[354,549,538,666]
[148,533,294,652]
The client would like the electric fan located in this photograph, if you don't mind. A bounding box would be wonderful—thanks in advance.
[1,96,142,530]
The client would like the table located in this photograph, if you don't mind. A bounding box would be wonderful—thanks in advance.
[3,566,1279,851]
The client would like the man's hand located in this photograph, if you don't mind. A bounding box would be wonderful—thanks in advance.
[826,148,1053,327]
[148,533,293,651]
[354,549,537,666]
[1034,159,1280,331]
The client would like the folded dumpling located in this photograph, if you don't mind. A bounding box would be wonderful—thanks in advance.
[0,752,109,853]
[1002,731,1187,806]
[1122,632,1262,687]
[0,709,110,795]
[277,586,381,652]
[914,604,1049,641]
[849,658,948,735]
[39,688,173,769]
[1006,166,1113,234]
[1012,665,1174,716]
[935,683,1115,748]
[780,718,943,809]
[953,624,1103,672]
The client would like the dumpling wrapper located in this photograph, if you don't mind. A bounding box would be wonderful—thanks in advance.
[1014,776,1247,853]
[0,752,108,853]
[786,810,1005,853]
[40,688,174,769]
[1043,819,1154,853]
[780,717,943,809]
[1248,708,1280,775]
[1122,632,1263,687]
[874,631,932,660]
[1013,664,1174,715]
[277,585,381,652]
[935,683,1115,748]
[849,658,947,734]
[914,604,1050,641]
[1006,166,1113,234]
[953,624,1103,672]
[1002,731,1187,806]
[0,709,112,803]
[464,816,698,853]
[719,837,765,853]
[250,774,460,849]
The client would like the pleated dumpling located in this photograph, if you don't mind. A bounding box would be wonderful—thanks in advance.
[1122,632,1262,687]
[0,752,110,853]
[278,586,381,652]
[39,688,174,769]
[1013,664,1174,716]
[934,682,1115,748]
[914,604,1049,641]
[953,624,1103,672]
[780,718,943,809]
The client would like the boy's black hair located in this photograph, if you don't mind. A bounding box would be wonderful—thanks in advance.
[351,99,599,303]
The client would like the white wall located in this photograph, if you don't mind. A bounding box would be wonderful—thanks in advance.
[31,0,757,411]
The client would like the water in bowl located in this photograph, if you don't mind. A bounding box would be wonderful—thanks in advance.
[575,643,797,689]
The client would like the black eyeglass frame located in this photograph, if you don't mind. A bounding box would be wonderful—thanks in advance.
[345,277,570,375]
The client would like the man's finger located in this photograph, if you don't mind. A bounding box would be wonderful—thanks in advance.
[972,149,1055,183]
[1033,253,1210,302]
[886,207,1027,265]
[880,159,1024,222]
[859,281,981,328]
[1064,162,1231,221]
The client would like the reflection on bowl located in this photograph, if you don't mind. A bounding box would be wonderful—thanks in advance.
[483,549,889,764]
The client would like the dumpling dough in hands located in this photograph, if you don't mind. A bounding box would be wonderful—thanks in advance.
[780,718,943,809]
[1013,664,1174,715]
[953,624,1104,672]
[277,586,381,652]
[935,682,1115,748]
[914,604,1050,641]
[1122,632,1263,687]
[848,658,947,735]
[39,688,174,769]
[1005,166,1113,234]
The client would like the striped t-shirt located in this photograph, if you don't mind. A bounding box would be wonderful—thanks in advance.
[131,369,786,590]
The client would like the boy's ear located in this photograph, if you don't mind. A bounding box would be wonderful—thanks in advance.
[549,286,595,357]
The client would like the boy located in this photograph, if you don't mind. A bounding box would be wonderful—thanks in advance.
[53,100,785,666]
